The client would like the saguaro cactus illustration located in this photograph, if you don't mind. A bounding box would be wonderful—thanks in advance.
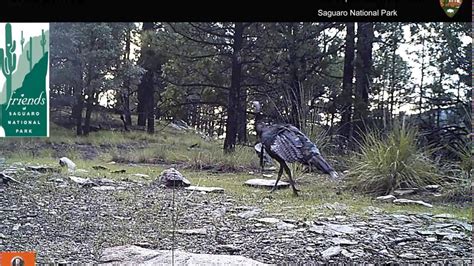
[26,37,33,71]
[20,30,24,52]
[0,23,17,101]
[40,29,46,55]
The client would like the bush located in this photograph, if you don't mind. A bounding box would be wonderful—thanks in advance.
[345,123,442,195]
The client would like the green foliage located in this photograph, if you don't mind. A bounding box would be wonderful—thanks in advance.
[345,123,442,195]
[40,29,46,54]
[26,37,32,70]
[1,23,17,101]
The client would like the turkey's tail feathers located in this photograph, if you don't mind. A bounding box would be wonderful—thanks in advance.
[308,154,338,179]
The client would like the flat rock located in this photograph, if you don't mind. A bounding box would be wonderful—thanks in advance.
[256,217,281,224]
[424,185,440,191]
[237,208,261,219]
[92,186,126,191]
[244,179,289,189]
[433,213,455,219]
[325,223,360,235]
[330,237,358,245]
[416,230,435,236]
[185,186,224,193]
[99,245,269,265]
[276,221,296,230]
[398,252,417,260]
[27,165,59,173]
[376,195,396,202]
[393,199,433,208]
[321,246,342,259]
[69,176,96,186]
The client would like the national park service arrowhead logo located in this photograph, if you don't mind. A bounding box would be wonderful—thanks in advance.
[439,0,463,17]
[0,23,49,137]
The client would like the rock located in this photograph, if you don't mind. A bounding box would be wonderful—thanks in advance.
[98,245,269,265]
[454,221,472,232]
[26,165,59,173]
[174,228,207,235]
[210,207,227,219]
[0,233,6,239]
[416,230,435,236]
[69,176,96,187]
[434,230,465,240]
[424,185,440,191]
[276,221,296,230]
[393,199,433,208]
[244,179,289,189]
[376,195,396,202]
[132,174,150,178]
[321,246,342,259]
[59,157,76,172]
[256,218,280,224]
[329,238,358,245]
[426,237,437,242]
[433,213,455,219]
[394,189,416,196]
[155,168,191,188]
[308,225,325,234]
[237,208,261,219]
[325,223,360,235]
[92,165,109,171]
[341,249,354,258]
[12,224,20,231]
[92,186,126,191]
[185,186,224,193]
[0,172,21,184]
[398,252,417,260]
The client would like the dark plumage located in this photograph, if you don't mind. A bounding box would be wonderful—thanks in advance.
[252,101,339,196]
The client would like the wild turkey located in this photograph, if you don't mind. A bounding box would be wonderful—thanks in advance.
[252,101,339,196]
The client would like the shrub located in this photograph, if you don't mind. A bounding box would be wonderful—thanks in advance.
[345,123,442,195]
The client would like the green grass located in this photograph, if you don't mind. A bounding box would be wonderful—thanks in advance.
[1,122,471,222]
[346,123,442,196]
[188,169,471,221]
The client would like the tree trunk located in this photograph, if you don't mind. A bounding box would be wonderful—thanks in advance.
[73,93,83,136]
[353,22,374,134]
[418,36,425,119]
[340,22,355,139]
[237,87,247,143]
[137,22,154,127]
[140,70,155,134]
[83,97,93,136]
[122,27,132,126]
[224,23,244,152]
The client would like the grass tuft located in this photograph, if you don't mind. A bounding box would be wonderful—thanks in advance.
[345,123,442,196]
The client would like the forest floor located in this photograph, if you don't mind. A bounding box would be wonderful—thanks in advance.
[0,123,472,264]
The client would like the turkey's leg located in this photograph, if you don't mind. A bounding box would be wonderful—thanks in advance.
[283,163,299,196]
[270,164,284,193]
